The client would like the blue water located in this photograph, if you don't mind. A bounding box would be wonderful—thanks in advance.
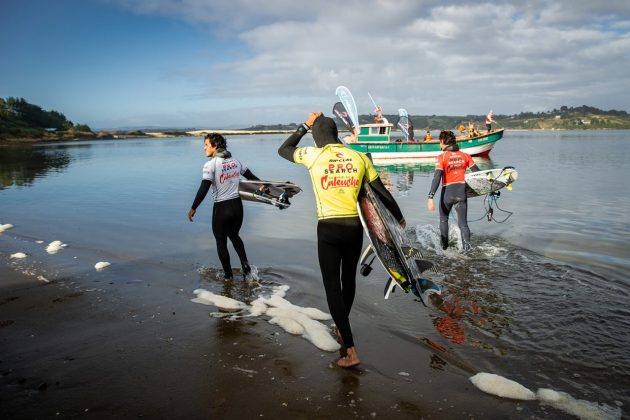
[1,130,629,414]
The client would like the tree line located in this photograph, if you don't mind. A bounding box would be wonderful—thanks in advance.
[0,97,91,140]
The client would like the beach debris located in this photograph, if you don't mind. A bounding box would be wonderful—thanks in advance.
[469,372,536,400]
[233,366,257,375]
[46,240,67,254]
[10,252,27,259]
[398,371,410,377]
[37,275,50,283]
[0,224,14,233]
[94,261,111,271]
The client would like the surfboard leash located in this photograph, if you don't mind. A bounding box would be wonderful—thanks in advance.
[469,191,514,223]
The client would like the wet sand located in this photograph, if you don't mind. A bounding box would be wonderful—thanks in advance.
[0,262,559,420]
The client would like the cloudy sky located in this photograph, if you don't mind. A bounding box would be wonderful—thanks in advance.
[1,0,629,129]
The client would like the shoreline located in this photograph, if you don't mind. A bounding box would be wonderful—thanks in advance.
[2,127,628,144]
[0,258,546,419]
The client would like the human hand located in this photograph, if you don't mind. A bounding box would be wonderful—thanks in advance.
[188,208,196,222]
[427,198,435,211]
[305,112,323,128]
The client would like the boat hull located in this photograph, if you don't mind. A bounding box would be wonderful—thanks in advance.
[347,129,504,162]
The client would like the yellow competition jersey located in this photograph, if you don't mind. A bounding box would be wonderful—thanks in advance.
[294,144,378,220]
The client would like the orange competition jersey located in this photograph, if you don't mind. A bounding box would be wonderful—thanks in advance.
[435,150,475,186]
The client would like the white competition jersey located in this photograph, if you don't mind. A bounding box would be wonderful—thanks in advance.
[202,156,248,202]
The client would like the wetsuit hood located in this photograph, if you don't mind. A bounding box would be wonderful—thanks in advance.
[312,116,339,148]
[215,148,232,158]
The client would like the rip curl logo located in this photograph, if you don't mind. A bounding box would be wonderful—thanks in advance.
[320,175,359,190]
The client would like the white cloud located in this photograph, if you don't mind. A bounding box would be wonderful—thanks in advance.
[110,0,630,126]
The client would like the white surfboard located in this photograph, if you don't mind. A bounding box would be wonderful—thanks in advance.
[465,167,518,198]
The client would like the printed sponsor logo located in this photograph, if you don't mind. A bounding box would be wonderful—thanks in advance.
[219,170,240,184]
[320,175,359,190]
[324,162,358,174]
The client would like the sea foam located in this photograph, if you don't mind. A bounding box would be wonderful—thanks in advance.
[470,372,622,419]
[0,224,14,233]
[191,283,340,352]
[94,261,111,271]
[46,240,67,254]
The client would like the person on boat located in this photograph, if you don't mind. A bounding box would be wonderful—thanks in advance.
[373,106,389,124]
[485,110,495,132]
[188,133,261,280]
[427,130,480,252]
[278,112,405,369]
[468,123,478,137]
[424,130,433,141]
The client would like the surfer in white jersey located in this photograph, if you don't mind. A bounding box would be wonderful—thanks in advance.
[188,133,261,280]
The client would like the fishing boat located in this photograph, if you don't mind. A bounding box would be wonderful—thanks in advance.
[333,86,505,163]
[344,123,505,161]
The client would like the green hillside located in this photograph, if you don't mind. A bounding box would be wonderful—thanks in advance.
[244,105,630,131]
[0,97,93,141]
[374,106,630,131]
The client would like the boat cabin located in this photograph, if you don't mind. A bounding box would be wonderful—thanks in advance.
[357,123,394,142]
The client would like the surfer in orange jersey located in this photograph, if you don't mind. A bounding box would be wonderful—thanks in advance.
[427,130,480,252]
[278,112,404,368]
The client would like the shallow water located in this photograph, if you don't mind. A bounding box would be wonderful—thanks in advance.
[1,130,629,415]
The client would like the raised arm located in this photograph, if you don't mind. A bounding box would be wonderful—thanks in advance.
[278,112,323,162]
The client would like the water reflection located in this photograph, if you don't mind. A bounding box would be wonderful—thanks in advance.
[375,157,496,195]
[0,146,74,189]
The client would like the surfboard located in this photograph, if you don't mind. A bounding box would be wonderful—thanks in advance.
[357,182,441,306]
[239,180,301,209]
[465,167,518,198]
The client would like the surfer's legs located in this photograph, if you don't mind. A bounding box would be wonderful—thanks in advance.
[340,226,363,313]
[224,199,250,273]
[212,209,232,278]
[317,219,362,350]
[213,198,249,278]
[454,199,472,249]
[439,190,454,250]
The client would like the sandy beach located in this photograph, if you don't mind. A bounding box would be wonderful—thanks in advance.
[0,261,546,420]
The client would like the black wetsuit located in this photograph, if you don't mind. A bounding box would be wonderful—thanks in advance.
[429,144,479,250]
[279,122,403,348]
[191,150,258,278]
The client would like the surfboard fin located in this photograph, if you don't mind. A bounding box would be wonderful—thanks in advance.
[411,278,442,307]
[415,259,435,273]
[359,245,375,266]
[401,246,423,259]
[383,277,401,299]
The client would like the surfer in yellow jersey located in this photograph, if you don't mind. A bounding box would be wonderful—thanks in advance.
[279,113,405,368]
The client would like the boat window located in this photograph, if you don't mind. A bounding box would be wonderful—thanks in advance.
[371,127,379,135]
[379,127,387,135]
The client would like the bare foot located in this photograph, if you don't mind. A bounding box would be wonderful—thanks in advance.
[336,347,360,368]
